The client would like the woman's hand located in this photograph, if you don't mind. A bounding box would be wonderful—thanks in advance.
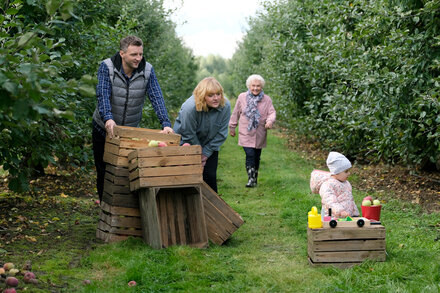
[160,127,174,134]
[265,121,273,129]
[229,128,236,137]
[201,154,208,167]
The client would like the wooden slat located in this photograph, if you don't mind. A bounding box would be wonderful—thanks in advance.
[309,250,386,263]
[96,229,134,243]
[158,192,169,248]
[105,172,129,186]
[129,145,201,160]
[308,238,386,252]
[167,191,177,246]
[130,175,203,190]
[175,192,187,244]
[113,125,181,145]
[129,165,203,181]
[308,258,361,269]
[104,179,131,195]
[201,182,244,228]
[99,210,141,228]
[98,221,142,236]
[138,188,162,249]
[308,226,386,241]
[102,192,139,209]
[136,155,201,168]
[100,201,140,217]
[103,152,128,167]
[105,165,129,177]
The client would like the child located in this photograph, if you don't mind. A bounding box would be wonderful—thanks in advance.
[320,152,359,218]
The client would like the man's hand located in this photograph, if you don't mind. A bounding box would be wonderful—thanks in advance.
[160,126,174,134]
[229,128,236,137]
[105,119,116,138]
[201,154,208,167]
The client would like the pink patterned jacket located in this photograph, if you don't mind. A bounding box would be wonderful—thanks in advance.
[319,178,360,217]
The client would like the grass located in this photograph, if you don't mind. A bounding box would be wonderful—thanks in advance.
[1,131,440,292]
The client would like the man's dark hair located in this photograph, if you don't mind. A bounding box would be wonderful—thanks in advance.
[120,36,143,51]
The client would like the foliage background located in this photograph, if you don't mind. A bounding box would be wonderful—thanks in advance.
[0,0,198,192]
[229,0,440,169]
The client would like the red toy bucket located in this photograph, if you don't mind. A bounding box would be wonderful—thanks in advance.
[361,205,382,221]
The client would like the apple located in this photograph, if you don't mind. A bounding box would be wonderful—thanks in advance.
[3,263,14,271]
[128,280,137,287]
[148,140,159,147]
[158,141,168,147]
[8,268,19,276]
[83,279,91,285]
[6,276,19,287]
[373,199,381,206]
[182,143,191,146]
[363,196,373,202]
[4,288,17,293]
[362,200,372,206]
[23,272,36,283]
[0,267,5,275]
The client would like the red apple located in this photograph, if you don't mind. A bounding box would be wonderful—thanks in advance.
[3,263,14,271]
[6,276,19,287]
[4,288,17,293]
[363,196,373,202]
[128,280,137,287]
[182,143,191,146]
[158,141,168,147]
[23,271,36,283]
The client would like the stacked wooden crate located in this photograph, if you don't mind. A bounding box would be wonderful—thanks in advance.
[96,126,181,243]
[307,224,386,268]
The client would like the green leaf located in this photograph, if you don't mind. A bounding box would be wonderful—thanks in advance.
[6,8,19,15]
[18,32,35,48]
[46,0,61,16]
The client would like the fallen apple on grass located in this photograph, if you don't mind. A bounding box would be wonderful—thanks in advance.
[128,280,137,287]
[6,276,19,287]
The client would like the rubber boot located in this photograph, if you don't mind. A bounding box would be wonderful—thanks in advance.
[254,169,259,185]
[246,166,256,188]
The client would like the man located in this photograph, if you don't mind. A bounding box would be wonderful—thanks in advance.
[92,35,173,201]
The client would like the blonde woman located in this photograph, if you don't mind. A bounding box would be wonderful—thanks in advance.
[173,77,231,192]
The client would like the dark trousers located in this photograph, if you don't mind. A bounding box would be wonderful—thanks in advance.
[92,127,106,201]
[203,151,219,193]
[243,147,262,169]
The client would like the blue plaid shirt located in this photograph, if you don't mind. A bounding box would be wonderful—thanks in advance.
[95,61,171,135]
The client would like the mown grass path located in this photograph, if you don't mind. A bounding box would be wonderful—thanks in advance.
[65,130,439,292]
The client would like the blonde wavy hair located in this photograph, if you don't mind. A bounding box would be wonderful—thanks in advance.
[193,77,225,112]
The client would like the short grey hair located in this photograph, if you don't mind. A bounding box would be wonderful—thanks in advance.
[246,74,265,89]
[120,36,143,52]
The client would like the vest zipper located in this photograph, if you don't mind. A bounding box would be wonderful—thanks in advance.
[121,85,129,125]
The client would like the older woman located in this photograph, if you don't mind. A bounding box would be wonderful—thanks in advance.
[229,74,276,187]
[173,77,231,192]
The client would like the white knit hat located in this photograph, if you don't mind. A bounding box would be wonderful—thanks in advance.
[326,152,352,175]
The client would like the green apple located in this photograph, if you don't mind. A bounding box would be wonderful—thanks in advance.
[373,199,381,206]
[148,140,159,147]
[362,200,372,206]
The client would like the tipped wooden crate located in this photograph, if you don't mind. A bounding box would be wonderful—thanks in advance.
[201,182,244,245]
[128,146,203,190]
[308,225,386,268]
[138,185,208,249]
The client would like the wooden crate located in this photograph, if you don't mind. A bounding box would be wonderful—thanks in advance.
[138,185,208,249]
[96,201,142,243]
[308,225,386,268]
[201,182,244,245]
[128,146,203,190]
[103,125,181,168]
